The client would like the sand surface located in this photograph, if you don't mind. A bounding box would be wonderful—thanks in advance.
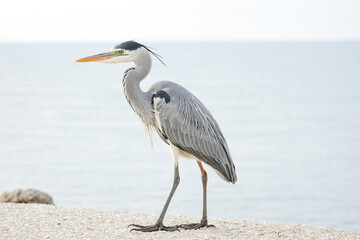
[0,203,359,240]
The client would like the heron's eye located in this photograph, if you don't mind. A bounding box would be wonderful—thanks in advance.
[119,49,124,54]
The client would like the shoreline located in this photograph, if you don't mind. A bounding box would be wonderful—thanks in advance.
[0,203,359,240]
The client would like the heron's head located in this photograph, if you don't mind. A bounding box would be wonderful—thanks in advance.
[76,40,165,65]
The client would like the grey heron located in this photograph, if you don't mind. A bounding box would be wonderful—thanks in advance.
[76,41,237,232]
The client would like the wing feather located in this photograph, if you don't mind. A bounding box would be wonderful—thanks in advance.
[149,81,237,183]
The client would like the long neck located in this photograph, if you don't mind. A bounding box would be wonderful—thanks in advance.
[122,50,154,127]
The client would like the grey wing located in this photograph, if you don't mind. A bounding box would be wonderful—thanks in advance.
[150,82,237,183]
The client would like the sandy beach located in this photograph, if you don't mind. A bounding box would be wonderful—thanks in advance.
[0,203,359,240]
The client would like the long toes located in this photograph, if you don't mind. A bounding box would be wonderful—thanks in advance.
[128,224,145,228]
[130,225,159,232]
[176,223,216,230]
[176,223,200,230]
[161,226,181,232]
[129,224,180,232]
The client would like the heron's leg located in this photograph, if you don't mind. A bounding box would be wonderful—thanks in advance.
[198,160,210,226]
[129,144,181,232]
[176,160,215,229]
[176,160,215,230]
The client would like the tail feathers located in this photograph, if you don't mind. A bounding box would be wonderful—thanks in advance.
[216,163,237,184]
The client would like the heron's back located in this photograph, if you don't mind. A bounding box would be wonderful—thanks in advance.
[148,81,237,183]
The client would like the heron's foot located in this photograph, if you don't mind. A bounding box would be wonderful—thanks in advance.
[129,223,180,232]
[176,219,215,230]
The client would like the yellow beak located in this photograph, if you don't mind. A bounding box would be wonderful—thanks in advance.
[76,52,113,62]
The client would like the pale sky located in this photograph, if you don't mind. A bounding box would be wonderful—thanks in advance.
[0,0,359,42]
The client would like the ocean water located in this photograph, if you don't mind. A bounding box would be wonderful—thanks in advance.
[0,42,359,232]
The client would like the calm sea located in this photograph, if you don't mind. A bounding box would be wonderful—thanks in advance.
[0,42,359,232]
